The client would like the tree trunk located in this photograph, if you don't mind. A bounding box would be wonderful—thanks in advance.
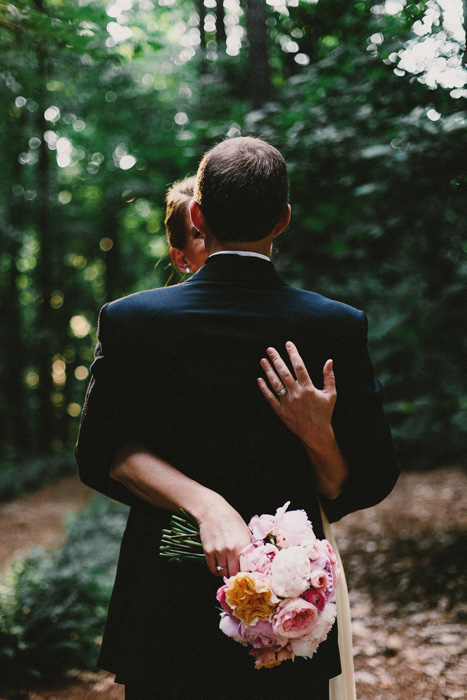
[198,0,206,50]
[34,0,56,453]
[245,0,272,108]
[0,108,29,456]
[216,0,226,46]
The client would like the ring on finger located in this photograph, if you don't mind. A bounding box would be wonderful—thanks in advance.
[216,564,227,571]
[275,387,288,398]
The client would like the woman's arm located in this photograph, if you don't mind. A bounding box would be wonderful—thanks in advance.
[109,445,251,578]
[257,341,348,500]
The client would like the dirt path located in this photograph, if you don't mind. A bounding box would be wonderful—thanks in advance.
[1,468,466,700]
[0,476,92,571]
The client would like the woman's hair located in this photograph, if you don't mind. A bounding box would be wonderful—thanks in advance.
[164,176,196,249]
[194,137,289,242]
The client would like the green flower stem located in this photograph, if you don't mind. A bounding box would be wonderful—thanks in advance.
[159,510,204,564]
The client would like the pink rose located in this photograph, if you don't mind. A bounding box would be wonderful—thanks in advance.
[239,542,279,575]
[270,546,312,598]
[302,587,326,612]
[272,598,319,639]
[216,584,233,615]
[310,569,329,589]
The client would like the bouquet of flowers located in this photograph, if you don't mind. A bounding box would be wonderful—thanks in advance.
[160,502,339,669]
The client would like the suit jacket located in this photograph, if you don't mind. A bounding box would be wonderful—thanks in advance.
[76,254,399,694]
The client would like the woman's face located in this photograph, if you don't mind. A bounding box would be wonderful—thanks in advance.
[179,205,208,273]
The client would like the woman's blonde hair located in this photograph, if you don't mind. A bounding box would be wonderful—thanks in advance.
[164,176,196,249]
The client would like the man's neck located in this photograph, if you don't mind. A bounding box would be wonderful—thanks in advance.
[205,235,274,259]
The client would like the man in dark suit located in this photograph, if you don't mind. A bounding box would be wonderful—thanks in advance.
[76,137,399,699]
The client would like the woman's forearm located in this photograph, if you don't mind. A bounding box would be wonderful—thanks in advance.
[110,444,218,520]
[301,427,349,500]
[109,445,251,576]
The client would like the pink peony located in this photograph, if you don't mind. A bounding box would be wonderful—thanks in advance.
[249,513,275,541]
[270,546,312,598]
[290,633,320,659]
[239,542,279,575]
[272,598,319,639]
[301,540,322,561]
[219,613,247,645]
[240,619,278,648]
[320,539,337,565]
[302,587,326,612]
[318,602,337,641]
[309,602,337,644]
[274,502,316,548]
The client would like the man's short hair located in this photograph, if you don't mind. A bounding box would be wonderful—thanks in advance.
[194,137,289,242]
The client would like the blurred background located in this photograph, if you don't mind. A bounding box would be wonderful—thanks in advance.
[0,0,466,694]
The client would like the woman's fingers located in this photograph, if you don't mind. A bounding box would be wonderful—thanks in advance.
[263,347,295,391]
[259,357,289,397]
[260,342,313,396]
[257,376,282,414]
[198,503,251,578]
[285,341,312,386]
[322,359,336,395]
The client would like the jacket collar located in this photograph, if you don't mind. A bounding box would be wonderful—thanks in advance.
[186,252,284,287]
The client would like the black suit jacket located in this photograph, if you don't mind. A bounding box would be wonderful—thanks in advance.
[76,254,399,693]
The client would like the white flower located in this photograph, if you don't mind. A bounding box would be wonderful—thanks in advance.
[270,546,312,598]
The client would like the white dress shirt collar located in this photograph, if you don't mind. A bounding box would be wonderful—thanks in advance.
[208,250,270,262]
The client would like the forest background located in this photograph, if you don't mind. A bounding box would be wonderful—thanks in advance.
[0,0,466,690]
[1,0,467,475]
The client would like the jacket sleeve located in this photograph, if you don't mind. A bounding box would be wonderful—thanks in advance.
[75,304,140,507]
[321,312,400,522]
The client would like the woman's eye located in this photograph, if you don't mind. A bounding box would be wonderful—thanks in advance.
[193,228,201,239]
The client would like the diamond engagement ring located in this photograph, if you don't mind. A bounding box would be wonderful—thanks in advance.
[276,387,288,398]
[216,564,227,571]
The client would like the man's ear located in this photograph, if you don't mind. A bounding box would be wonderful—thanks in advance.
[272,204,291,238]
[190,200,207,237]
[170,247,190,273]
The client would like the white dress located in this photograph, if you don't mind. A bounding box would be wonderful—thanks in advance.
[320,505,357,700]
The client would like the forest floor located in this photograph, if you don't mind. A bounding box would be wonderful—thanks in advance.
[0,467,466,700]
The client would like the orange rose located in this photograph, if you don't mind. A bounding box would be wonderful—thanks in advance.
[224,573,276,626]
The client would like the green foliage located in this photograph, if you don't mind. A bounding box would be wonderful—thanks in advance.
[0,453,76,501]
[0,0,466,467]
[0,494,127,687]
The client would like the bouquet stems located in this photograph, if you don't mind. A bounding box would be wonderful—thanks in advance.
[160,509,205,563]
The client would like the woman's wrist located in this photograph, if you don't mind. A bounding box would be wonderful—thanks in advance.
[301,424,337,456]
[185,487,227,525]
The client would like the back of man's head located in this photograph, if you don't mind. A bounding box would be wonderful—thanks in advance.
[194,136,289,242]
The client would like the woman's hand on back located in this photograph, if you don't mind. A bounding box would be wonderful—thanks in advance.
[257,341,337,449]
